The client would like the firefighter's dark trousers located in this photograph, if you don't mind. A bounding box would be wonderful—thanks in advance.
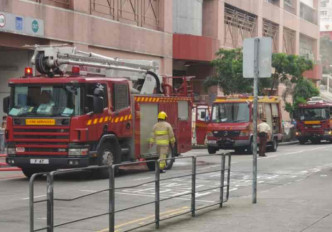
[258,132,268,157]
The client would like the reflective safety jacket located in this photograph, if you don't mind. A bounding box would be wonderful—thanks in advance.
[150,121,175,146]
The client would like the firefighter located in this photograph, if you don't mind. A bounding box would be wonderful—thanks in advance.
[149,111,175,173]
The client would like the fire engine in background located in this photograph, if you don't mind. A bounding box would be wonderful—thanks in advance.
[3,46,193,178]
[206,96,283,154]
[294,97,332,144]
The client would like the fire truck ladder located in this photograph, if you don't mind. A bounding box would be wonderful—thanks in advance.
[30,45,162,94]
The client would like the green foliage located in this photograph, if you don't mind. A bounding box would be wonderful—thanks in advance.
[203,76,219,92]
[293,78,319,102]
[284,79,319,115]
[209,48,313,97]
[210,48,252,95]
[270,53,313,94]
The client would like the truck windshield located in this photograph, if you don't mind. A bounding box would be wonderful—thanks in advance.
[298,108,329,121]
[8,85,81,117]
[211,103,249,123]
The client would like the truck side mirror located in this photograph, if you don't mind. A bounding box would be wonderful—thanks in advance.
[93,96,104,114]
[3,96,9,114]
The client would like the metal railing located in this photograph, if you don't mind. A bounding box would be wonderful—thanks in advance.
[29,153,231,232]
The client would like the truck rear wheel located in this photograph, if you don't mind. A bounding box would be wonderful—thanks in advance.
[299,138,306,144]
[247,139,254,154]
[271,138,278,152]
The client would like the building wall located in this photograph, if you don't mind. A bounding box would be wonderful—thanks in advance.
[0,0,173,75]
[173,0,203,36]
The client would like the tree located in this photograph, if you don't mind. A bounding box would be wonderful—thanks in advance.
[285,78,320,116]
[204,48,252,95]
[270,53,313,95]
[206,48,313,97]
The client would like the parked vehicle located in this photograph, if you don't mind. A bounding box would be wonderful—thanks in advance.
[206,95,283,154]
[3,46,193,177]
[294,97,332,144]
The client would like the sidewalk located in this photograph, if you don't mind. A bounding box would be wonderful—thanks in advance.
[144,166,332,232]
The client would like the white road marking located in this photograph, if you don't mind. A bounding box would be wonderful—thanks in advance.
[22,195,46,200]
[133,177,152,181]
[114,191,215,203]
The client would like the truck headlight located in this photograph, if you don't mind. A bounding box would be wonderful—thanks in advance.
[324,130,331,135]
[295,131,301,136]
[68,148,88,156]
[7,147,16,155]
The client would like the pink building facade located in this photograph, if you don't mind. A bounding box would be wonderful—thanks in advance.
[0,0,321,121]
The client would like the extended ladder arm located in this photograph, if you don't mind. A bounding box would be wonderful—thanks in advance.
[30,45,162,94]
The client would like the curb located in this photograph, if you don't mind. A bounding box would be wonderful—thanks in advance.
[279,140,298,146]
[192,140,299,149]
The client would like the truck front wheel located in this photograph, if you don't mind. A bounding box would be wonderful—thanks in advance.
[22,168,40,178]
[97,142,118,178]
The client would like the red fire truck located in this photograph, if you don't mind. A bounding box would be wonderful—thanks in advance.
[294,97,332,144]
[3,46,193,177]
[206,96,283,154]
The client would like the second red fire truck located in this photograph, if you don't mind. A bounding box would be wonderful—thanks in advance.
[206,95,283,154]
[294,97,332,144]
[3,46,193,177]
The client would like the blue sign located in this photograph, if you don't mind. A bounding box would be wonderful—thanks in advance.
[15,16,23,31]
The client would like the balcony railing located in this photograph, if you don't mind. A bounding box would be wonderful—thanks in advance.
[33,0,71,8]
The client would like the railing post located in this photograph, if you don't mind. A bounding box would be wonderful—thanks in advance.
[220,154,226,208]
[155,160,160,229]
[191,156,196,217]
[46,173,54,232]
[109,165,115,232]
[226,153,231,201]
[29,174,37,232]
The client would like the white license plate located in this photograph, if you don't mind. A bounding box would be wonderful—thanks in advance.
[30,159,49,164]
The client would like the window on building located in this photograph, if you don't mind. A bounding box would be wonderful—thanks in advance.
[284,0,293,6]
[321,11,328,16]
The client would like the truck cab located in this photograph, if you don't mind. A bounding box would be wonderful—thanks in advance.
[294,98,332,144]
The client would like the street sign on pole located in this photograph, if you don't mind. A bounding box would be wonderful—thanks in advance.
[243,37,272,204]
[243,37,272,78]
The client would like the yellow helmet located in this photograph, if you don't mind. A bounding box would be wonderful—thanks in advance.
[158,111,167,120]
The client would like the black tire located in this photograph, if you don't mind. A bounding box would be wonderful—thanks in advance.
[311,138,321,144]
[247,139,255,154]
[96,142,118,178]
[271,138,278,152]
[146,160,156,171]
[299,138,306,145]
[234,147,245,153]
[208,146,217,154]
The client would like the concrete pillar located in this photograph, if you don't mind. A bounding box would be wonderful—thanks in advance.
[295,0,300,55]
[70,0,90,14]
[257,0,264,37]
[279,0,284,53]
[159,0,172,33]
[202,0,224,47]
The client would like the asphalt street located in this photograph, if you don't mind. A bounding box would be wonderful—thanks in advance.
[1,142,332,232]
